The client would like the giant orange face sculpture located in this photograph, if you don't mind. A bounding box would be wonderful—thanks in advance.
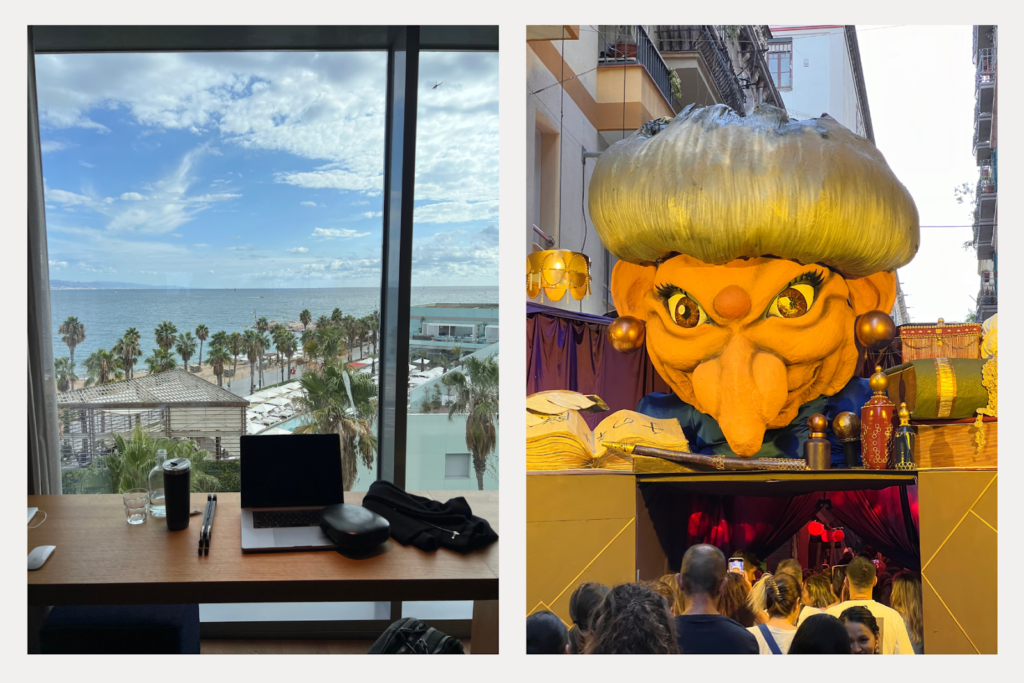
[590,105,918,457]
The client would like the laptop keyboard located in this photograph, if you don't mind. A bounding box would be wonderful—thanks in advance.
[252,509,322,529]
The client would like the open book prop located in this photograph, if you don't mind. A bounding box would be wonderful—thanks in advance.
[526,409,690,471]
[526,390,609,416]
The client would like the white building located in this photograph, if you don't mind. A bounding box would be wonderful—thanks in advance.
[768,25,909,325]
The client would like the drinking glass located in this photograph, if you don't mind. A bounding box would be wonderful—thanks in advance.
[123,488,149,525]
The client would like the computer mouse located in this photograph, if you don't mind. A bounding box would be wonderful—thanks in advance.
[28,545,56,571]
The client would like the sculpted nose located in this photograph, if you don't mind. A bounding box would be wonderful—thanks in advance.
[714,285,751,320]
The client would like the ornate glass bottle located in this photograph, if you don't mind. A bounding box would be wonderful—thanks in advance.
[860,366,895,470]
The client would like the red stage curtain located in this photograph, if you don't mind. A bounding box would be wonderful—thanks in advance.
[527,303,670,428]
[640,483,821,571]
[827,486,920,570]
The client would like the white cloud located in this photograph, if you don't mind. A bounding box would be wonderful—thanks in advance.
[287,247,309,253]
[120,192,148,201]
[410,223,499,281]
[171,233,183,237]
[46,187,96,207]
[312,227,370,239]
[229,246,258,251]
[300,201,318,207]
[414,199,499,224]
[362,211,383,219]
[194,243,209,247]
[79,161,95,168]
[77,261,117,274]
[41,141,69,153]
[48,260,68,269]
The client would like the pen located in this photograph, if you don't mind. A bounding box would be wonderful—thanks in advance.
[205,494,217,556]
[199,494,212,556]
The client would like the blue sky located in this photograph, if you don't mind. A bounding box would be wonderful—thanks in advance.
[37,50,498,289]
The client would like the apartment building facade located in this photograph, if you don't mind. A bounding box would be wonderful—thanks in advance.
[973,25,997,323]
[527,25,782,316]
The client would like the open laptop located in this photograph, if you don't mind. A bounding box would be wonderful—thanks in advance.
[240,433,344,553]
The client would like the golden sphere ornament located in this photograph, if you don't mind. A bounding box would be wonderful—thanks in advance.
[807,413,828,436]
[607,316,646,353]
[855,310,897,351]
[832,411,861,443]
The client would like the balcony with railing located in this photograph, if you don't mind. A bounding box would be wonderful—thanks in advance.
[976,47,996,114]
[598,25,674,108]
[653,25,746,113]
[976,275,997,323]
[977,162,997,224]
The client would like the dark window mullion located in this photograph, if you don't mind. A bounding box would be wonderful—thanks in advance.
[376,27,419,489]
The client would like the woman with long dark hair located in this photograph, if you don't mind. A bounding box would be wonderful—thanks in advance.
[583,583,679,654]
[718,572,759,628]
[840,605,880,654]
[566,582,610,654]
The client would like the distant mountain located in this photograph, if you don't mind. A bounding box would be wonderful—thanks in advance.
[50,280,189,290]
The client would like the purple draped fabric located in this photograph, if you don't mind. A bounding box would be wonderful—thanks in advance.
[527,303,671,428]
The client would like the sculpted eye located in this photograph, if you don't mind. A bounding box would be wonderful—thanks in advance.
[667,292,709,328]
[768,283,816,319]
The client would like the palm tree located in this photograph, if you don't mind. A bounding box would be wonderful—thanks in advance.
[274,328,296,383]
[355,318,369,360]
[210,330,229,350]
[442,356,499,490]
[205,346,232,388]
[81,425,219,494]
[195,324,209,367]
[282,335,296,381]
[293,361,378,491]
[155,321,178,351]
[54,356,78,393]
[175,331,198,369]
[316,314,331,330]
[331,308,343,326]
[112,333,141,381]
[83,348,124,387]
[300,309,312,331]
[144,348,178,375]
[58,316,87,370]
[301,328,320,369]
[317,324,342,365]
[255,317,270,385]
[342,316,361,361]
[450,345,463,368]
[228,332,243,374]
[368,308,380,356]
[243,330,262,394]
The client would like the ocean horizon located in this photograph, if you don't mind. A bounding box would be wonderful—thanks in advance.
[49,285,498,369]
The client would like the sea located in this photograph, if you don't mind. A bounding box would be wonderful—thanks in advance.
[49,286,499,366]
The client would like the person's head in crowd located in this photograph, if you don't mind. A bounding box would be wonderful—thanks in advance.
[890,571,924,652]
[748,572,802,625]
[845,556,878,600]
[776,558,802,585]
[802,568,815,581]
[789,613,852,654]
[645,574,686,617]
[875,572,892,605]
[718,572,758,627]
[803,573,837,609]
[839,550,855,566]
[567,582,610,653]
[733,549,761,584]
[840,605,880,654]
[583,583,679,654]
[831,564,849,603]
[527,610,569,654]
[678,544,728,607]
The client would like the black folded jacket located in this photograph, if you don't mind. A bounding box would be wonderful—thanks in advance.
[362,480,498,554]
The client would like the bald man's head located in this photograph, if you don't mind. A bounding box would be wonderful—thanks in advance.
[679,544,727,597]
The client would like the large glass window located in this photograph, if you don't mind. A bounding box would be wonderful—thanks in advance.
[37,50,387,494]
[406,51,499,492]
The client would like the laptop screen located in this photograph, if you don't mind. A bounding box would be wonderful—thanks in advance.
[240,434,345,508]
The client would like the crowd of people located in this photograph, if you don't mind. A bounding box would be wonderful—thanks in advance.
[526,544,924,655]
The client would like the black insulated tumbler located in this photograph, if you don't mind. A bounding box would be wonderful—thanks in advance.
[163,457,191,531]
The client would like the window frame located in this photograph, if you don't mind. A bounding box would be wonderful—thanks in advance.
[767,39,793,91]
[28,25,499,492]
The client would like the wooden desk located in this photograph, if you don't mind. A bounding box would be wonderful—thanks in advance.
[28,491,498,653]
